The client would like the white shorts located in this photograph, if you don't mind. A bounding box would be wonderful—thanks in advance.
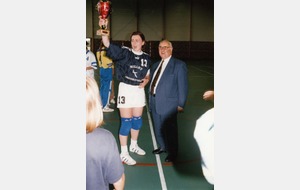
[117,82,146,108]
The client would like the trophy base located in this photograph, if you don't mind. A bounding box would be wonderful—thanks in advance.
[97,29,110,36]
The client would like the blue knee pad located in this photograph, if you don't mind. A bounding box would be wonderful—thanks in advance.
[132,116,142,130]
[119,118,132,136]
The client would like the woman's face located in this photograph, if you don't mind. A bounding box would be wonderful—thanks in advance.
[131,35,144,52]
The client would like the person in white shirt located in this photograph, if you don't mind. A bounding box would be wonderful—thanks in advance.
[86,42,97,79]
[194,90,214,185]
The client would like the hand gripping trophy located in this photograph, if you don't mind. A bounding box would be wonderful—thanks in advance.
[96,0,112,36]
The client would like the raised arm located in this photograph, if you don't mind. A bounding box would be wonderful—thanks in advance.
[98,16,110,48]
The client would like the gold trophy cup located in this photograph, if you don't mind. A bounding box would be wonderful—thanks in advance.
[96,0,112,36]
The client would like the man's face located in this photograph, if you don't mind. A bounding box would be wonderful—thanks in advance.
[158,41,172,60]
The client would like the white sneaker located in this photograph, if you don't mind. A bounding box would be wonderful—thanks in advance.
[110,99,116,104]
[130,144,146,155]
[102,106,114,113]
[120,153,136,165]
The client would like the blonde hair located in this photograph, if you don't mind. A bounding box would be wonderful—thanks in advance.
[86,76,103,133]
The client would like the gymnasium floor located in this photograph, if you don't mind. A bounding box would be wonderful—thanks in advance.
[96,59,214,190]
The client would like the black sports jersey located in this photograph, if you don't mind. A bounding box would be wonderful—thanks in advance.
[107,43,151,85]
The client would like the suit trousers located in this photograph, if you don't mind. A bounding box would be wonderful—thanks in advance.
[150,95,178,156]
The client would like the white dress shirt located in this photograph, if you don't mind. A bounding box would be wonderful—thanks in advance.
[150,56,171,94]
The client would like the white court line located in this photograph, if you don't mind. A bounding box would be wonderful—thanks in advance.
[146,103,168,190]
[190,65,214,76]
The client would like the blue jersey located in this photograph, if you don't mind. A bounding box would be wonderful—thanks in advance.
[107,43,151,85]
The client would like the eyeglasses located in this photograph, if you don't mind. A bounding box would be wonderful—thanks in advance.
[158,46,171,50]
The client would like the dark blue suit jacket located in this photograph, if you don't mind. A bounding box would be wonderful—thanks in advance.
[149,57,188,115]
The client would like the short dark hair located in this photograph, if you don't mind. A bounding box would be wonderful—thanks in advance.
[130,31,146,42]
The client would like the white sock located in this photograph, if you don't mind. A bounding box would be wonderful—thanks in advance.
[121,145,128,154]
[131,139,137,147]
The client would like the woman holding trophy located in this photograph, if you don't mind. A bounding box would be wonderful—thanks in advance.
[97,1,151,166]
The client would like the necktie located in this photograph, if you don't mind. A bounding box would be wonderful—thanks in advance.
[150,60,164,95]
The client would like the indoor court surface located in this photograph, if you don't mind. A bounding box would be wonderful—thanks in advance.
[96,59,214,190]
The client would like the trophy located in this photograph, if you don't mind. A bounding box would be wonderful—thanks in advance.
[96,0,112,36]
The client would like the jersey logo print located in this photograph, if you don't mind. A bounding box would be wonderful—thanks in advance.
[132,70,138,78]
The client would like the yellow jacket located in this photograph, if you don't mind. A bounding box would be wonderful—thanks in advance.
[96,48,114,69]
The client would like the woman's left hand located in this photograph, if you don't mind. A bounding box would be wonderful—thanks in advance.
[139,77,149,88]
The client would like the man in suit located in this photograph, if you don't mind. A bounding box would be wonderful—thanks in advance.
[149,39,188,162]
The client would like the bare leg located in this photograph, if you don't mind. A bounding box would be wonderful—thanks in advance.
[130,129,140,141]
[110,68,115,102]
[110,79,115,100]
